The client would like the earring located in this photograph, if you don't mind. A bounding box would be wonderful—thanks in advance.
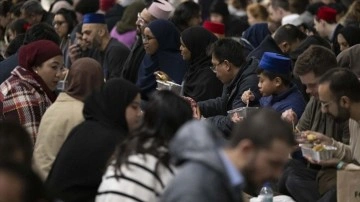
[35,70,38,74]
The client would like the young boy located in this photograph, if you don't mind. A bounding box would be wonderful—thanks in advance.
[241,52,306,120]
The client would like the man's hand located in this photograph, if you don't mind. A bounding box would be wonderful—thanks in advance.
[68,44,81,63]
[193,106,201,120]
[302,131,333,145]
[231,112,243,123]
[183,96,201,120]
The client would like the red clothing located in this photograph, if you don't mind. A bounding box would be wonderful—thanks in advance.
[0,66,53,144]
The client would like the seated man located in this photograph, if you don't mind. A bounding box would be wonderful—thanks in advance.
[247,24,306,60]
[81,13,130,80]
[193,38,261,137]
[303,68,360,201]
[313,6,343,55]
[281,45,350,201]
[161,109,296,202]
[241,52,305,120]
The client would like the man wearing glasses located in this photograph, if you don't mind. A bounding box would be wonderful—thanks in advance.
[194,38,260,137]
[300,68,360,202]
[121,0,174,83]
[280,45,350,202]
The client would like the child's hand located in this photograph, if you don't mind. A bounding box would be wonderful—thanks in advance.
[241,89,255,104]
[281,109,298,124]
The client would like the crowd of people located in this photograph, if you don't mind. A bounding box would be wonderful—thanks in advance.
[0,0,359,201]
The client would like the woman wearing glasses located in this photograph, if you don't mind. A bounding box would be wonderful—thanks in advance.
[53,8,77,67]
[137,19,186,100]
[0,40,64,144]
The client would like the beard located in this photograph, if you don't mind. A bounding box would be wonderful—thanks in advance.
[240,153,263,195]
[136,25,141,35]
[330,105,350,123]
[242,167,261,196]
[90,34,102,49]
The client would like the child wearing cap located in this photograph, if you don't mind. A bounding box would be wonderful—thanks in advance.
[240,52,306,121]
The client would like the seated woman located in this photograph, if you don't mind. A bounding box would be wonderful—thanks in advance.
[33,58,104,180]
[180,26,223,102]
[337,26,360,53]
[53,8,78,67]
[46,79,143,202]
[96,90,193,202]
[0,40,63,144]
[137,19,187,99]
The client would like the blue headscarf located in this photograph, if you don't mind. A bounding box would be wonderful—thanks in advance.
[137,19,187,99]
[242,23,271,49]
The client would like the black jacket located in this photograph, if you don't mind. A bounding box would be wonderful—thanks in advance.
[198,57,260,137]
[100,38,130,80]
[46,121,127,202]
[45,79,138,202]
[121,36,145,83]
[247,35,283,60]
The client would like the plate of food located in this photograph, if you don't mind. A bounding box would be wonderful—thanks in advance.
[300,143,337,162]
[155,71,182,95]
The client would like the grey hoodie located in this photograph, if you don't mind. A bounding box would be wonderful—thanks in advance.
[161,120,243,202]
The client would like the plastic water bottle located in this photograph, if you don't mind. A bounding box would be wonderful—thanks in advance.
[258,182,273,202]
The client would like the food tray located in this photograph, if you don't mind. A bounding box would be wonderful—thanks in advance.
[300,144,337,162]
[156,80,182,95]
[227,107,259,118]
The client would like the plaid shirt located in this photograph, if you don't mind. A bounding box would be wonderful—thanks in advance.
[0,66,53,144]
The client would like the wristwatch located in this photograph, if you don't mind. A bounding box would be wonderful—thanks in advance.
[337,161,348,170]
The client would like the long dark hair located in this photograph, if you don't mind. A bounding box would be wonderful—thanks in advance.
[55,8,78,36]
[113,90,193,175]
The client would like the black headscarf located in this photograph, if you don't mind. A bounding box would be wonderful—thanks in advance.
[181,26,223,101]
[137,19,187,99]
[83,78,140,131]
[338,26,360,48]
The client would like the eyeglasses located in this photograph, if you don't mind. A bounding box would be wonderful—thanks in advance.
[210,60,224,73]
[142,35,156,43]
[53,21,66,26]
[137,13,149,26]
[320,100,335,109]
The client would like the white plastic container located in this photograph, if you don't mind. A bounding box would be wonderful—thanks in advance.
[156,80,182,95]
[227,107,259,119]
[300,144,337,162]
